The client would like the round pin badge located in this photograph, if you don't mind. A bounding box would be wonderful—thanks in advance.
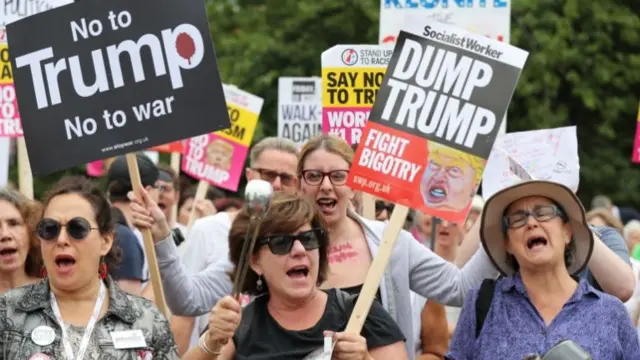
[28,353,51,360]
[31,326,55,346]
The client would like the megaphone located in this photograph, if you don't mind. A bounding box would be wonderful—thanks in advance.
[523,340,592,360]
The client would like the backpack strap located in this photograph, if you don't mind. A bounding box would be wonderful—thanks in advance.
[475,279,497,338]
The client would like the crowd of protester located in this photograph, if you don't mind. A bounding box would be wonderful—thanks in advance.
[0,135,639,359]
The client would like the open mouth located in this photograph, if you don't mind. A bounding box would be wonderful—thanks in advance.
[55,254,76,268]
[158,203,167,210]
[427,186,447,203]
[526,236,548,250]
[317,198,337,212]
[0,247,17,257]
[286,265,309,279]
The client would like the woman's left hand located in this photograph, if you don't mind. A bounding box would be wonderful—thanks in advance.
[325,331,368,360]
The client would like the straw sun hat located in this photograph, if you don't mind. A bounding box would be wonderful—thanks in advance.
[480,180,594,276]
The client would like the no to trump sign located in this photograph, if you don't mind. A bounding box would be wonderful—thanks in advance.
[7,0,229,175]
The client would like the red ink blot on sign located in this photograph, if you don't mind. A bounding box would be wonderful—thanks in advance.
[176,32,196,64]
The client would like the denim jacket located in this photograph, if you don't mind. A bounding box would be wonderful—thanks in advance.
[0,277,179,359]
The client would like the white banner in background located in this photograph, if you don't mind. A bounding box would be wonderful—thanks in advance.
[482,126,580,200]
[0,0,73,40]
[278,77,322,147]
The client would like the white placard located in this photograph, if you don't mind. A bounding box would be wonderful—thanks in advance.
[483,126,579,199]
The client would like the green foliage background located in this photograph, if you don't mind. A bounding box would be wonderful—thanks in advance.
[13,0,640,207]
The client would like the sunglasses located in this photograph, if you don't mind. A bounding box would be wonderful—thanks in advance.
[36,217,99,241]
[375,200,394,215]
[257,228,325,255]
[251,168,296,187]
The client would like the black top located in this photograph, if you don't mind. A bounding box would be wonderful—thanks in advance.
[233,289,405,360]
[340,283,382,303]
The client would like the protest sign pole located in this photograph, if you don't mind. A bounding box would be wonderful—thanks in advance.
[345,205,409,333]
[170,152,181,226]
[187,180,209,231]
[17,138,33,199]
[126,153,169,317]
[361,193,376,220]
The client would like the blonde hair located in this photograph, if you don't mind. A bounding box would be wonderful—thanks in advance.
[427,142,485,184]
[297,135,354,174]
[624,220,640,240]
[586,208,623,234]
[249,137,299,167]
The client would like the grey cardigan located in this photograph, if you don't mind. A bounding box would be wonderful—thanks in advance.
[154,212,498,359]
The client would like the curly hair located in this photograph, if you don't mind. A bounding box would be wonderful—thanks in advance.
[0,188,43,278]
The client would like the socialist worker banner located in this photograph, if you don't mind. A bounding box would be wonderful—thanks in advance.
[347,22,528,223]
[321,45,393,145]
[182,84,262,191]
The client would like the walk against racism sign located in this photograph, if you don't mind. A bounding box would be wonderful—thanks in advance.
[7,0,229,175]
[347,22,528,223]
[278,77,322,147]
[182,84,262,192]
[321,45,393,145]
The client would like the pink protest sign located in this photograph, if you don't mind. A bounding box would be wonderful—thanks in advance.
[181,134,248,191]
[632,103,640,163]
[86,160,105,177]
[0,84,22,137]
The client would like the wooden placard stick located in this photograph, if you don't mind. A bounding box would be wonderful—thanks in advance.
[125,153,169,317]
[169,152,181,226]
[361,193,376,220]
[17,138,33,199]
[186,180,209,232]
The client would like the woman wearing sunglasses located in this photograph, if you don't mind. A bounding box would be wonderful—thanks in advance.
[0,188,42,295]
[0,176,179,359]
[171,193,406,359]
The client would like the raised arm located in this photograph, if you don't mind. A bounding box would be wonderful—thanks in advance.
[407,229,498,307]
[586,226,635,302]
[155,237,233,316]
[128,187,233,316]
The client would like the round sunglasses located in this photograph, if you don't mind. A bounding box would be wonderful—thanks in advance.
[36,217,99,241]
[257,228,325,255]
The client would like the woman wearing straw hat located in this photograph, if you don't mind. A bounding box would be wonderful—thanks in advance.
[446,180,640,360]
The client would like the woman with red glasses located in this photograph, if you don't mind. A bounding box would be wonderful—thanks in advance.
[0,176,179,360]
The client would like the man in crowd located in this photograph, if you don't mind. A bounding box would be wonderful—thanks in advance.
[107,153,161,292]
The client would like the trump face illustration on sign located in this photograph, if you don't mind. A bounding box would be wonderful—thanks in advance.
[420,141,485,213]
[206,139,234,171]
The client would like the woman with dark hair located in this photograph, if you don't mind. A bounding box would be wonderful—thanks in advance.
[447,180,640,359]
[0,188,42,295]
[0,176,178,359]
[132,190,408,359]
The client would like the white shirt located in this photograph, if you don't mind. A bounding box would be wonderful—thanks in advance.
[625,259,640,316]
[179,212,233,348]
